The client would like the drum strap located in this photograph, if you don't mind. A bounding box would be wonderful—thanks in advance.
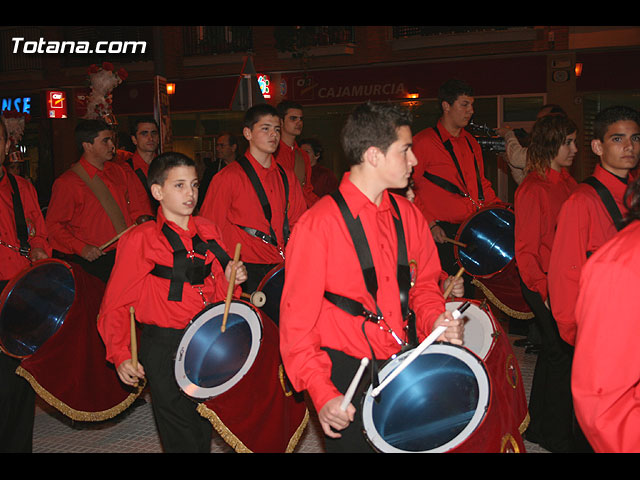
[235,156,291,250]
[424,125,484,203]
[6,173,30,256]
[325,190,417,388]
[126,158,157,209]
[150,223,232,301]
[582,176,625,232]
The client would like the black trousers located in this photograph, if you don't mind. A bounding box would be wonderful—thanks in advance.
[139,324,213,453]
[521,281,591,452]
[322,348,381,453]
[0,352,35,452]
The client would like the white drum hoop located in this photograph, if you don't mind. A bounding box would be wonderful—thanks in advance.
[174,300,263,400]
[447,300,496,361]
[362,343,490,453]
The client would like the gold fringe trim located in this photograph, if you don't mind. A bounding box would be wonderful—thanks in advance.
[518,411,530,435]
[472,279,534,320]
[197,402,309,453]
[16,365,146,422]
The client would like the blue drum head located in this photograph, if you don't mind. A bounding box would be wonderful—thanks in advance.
[257,266,284,326]
[175,301,263,400]
[362,344,489,453]
[457,207,515,278]
[0,261,75,358]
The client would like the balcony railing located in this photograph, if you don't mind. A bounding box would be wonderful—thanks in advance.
[183,26,253,56]
[274,26,355,55]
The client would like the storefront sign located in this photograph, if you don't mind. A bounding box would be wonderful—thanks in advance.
[46,91,68,118]
[1,96,31,114]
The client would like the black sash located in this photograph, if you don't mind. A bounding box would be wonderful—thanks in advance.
[423,125,484,203]
[325,190,417,388]
[126,158,158,210]
[235,156,291,249]
[150,223,232,301]
[6,173,30,256]
[582,176,625,232]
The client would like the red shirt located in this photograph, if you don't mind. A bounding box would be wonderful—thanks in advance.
[113,151,153,215]
[412,120,499,225]
[311,164,339,198]
[275,140,319,207]
[199,152,307,265]
[279,173,445,412]
[548,164,633,345]
[572,220,640,452]
[97,207,239,368]
[46,156,151,255]
[514,167,577,301]
[0,167,51,281]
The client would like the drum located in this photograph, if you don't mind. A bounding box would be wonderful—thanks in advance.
[0,259,74,358]
[175,299,308,453]
[454,204,533,319]
[448,299,529,437]
[2,259,144,421]
[362,343,490,453]
[255,263,284,326]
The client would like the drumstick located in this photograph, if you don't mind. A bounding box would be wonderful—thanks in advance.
[129,306,138,370]
[371,301,471,398]
[221,243,242,333]
[443,267,466,298]
[99,215,155,251]
[340,357,370,411]
[443,236,467,248]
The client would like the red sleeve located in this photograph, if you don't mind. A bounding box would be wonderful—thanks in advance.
[573,234,640,452]
[547,195,591,345]
[45,174,88,255]
[515,180,548,300]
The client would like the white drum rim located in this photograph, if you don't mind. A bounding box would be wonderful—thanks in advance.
[174,300,263,400]
[447,300,496,361]
[362,343,490,453]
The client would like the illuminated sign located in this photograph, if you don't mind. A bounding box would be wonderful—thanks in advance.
[1,96,31,114]
[258,74,271,99]
[46,90,67,119]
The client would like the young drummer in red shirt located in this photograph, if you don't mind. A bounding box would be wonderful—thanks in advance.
[97,152,247,453]
[548,106,640,346]
[279,102,464,453]
[199,104,307,293]
[514,115,580,452]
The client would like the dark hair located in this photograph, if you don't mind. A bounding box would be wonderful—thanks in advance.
[438,79,474,113]
[75,119,111,153]
[217,131,238,148]
[276,100,303,119]
[299,137,323,160]
[538,104,566,116]
[130,116,159,137]
[341,102,412,167]
[593,105,640,141]
[243,104,280,130]
[147,152,196,189]
[526,115,578,177]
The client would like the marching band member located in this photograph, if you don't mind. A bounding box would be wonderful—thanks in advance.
[45,119,152,283]
[279,102,463,452]
[412,79,499,295]
[514,114,580,452]
[97,152,246,453]
[548,106,640,346]
[0,118,50,452]
[199,104,307,292]
[572,176,640,453]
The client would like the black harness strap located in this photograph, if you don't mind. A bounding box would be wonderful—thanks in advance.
[126,158,157,209]
[324,190,417,388]
[7,173,30,255]
[236,156,291,248]
[423,125,484,203]
[582,176,625,232]
[150,223,232,301]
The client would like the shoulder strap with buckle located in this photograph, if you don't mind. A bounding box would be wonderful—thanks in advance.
[6,172,30,256]
[582,175,624,232]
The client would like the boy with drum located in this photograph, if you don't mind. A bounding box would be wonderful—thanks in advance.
[279,102,464,452]
[199,104,307,293]
[97,152,247,453]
